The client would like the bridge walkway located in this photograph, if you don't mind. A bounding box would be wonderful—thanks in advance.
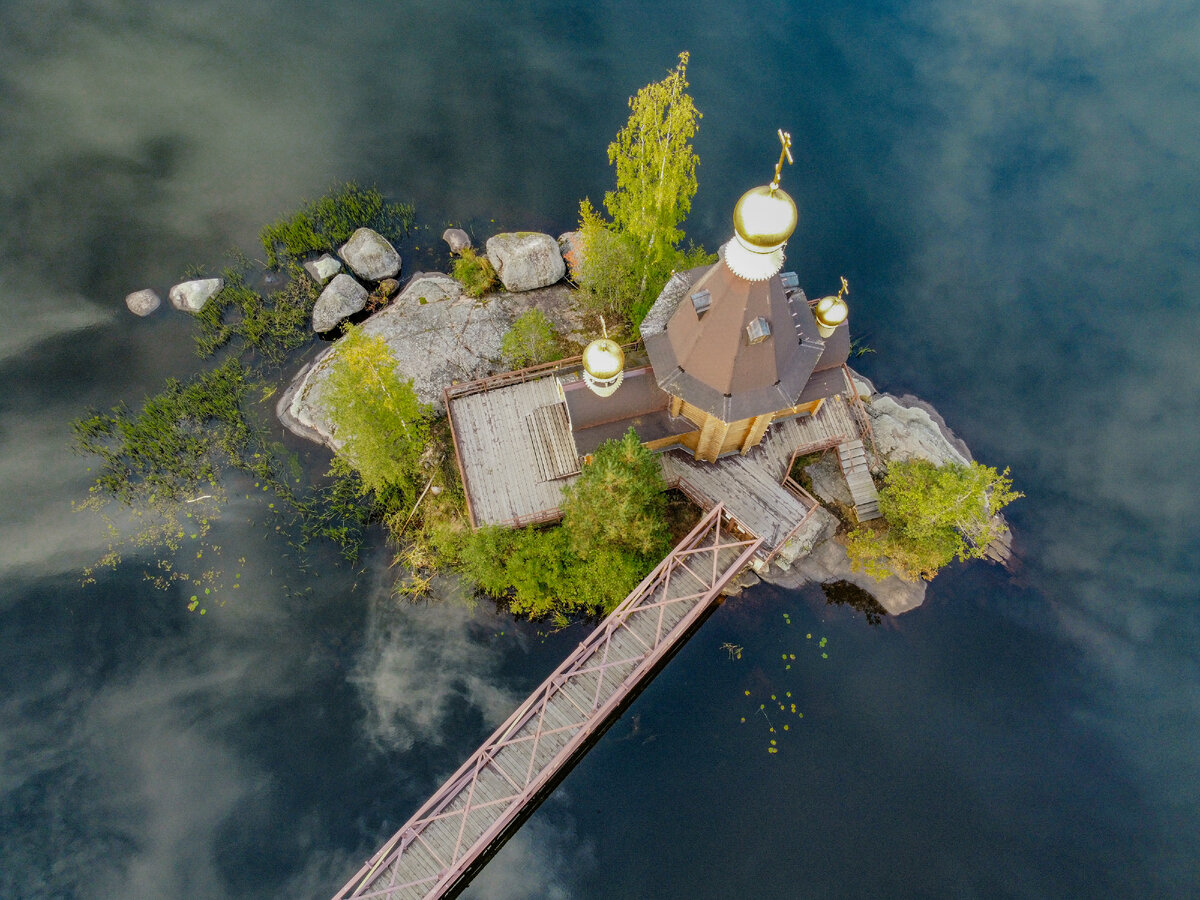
[334,504,762,900]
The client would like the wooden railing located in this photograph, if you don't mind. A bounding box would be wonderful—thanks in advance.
[443,341,644,402]
[841,364,878,461]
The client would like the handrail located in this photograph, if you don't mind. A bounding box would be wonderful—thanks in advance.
[761,503,820,567]
[842,364,878,460]
[444,340,643,401]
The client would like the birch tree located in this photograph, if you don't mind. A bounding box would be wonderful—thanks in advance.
[322,325,431,505]
[578,51,712,327]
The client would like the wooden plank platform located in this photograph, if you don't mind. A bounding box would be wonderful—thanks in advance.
[333,506,762,900]
[662,451,813,549]
[525,403,581,482]
[447,372,859,532]
[447,378,579,527]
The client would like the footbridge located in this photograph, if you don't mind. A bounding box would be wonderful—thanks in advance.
[334,504,761,899]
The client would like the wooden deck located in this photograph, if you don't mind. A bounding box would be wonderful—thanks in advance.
[447,378,579,527]
[448,372,860,531]
[660,392,860,552]
[333,506,762,900]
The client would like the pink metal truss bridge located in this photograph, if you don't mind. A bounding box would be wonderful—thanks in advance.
[333,504,761,899]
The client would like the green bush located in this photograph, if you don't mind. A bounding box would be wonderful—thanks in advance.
[259,183,414,267]
[321,325,432,509]
[500,309,560,368]
[845,458,1022,582]
[452,247,497,298]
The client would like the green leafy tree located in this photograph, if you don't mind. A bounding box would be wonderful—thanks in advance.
[578,51,713,327]
[574,200,640,321]
[561,428,671,562]
[500,309,560,368]
[846,459,1022,582]
[322,325,432,508]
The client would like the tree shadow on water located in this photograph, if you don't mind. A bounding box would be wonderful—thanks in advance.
[820,580,888,627]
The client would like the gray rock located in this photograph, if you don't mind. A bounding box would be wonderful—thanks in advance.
[557,231,583,278]
[168,278,223,313]
[303,253,342,284]
[442,228,472,254]
[338,228,401,281]
[805,455,854,507]
[770,538,927,616]
[485,232,566,292]
[281,275,582,447]
[312,274,368,333]
[867,394,971,467]
[125,288,161,317]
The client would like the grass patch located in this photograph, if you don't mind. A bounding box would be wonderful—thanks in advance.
[452,247,497,297]
[260,182,414,267]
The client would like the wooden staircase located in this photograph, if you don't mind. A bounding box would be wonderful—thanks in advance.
[837,439,882,522]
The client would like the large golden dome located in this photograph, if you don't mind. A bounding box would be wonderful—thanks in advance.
[732,184,798,252]
[582,338,624,379]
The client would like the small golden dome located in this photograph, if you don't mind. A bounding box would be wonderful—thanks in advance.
[813,294,849,338]
[582,337,624,380]
[732,185,798,252]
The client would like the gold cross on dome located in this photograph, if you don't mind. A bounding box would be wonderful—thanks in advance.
[771,130,794,190]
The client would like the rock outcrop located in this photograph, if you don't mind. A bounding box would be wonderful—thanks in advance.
[339,228,401,281]
[280,274,586,449]
[303,253,343,284]
[485,232,566,292]
[312,273,368,333]
[866,394,971,467]
[125,289,161,317]
[557,231,583,278]
[168,278,223,313]
[769,538,927,615]
[442,228,472,254]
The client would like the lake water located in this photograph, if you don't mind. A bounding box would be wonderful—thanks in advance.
[2,1,1198,897]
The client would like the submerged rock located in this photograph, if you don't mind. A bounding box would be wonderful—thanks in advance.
[442,228,472,254]
[168,278,223,313]
[339,228,401,281]
[770,537,927,616]
[303,253,343,284]
[485,232,565,292]
[312,273,368,333]
[125,288,161,317]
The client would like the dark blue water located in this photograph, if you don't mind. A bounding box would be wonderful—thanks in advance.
[2,1,1198,897]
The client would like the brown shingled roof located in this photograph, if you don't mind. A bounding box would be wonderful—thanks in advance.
[642,250,828,421]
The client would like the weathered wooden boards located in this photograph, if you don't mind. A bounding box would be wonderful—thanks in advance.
[448,379,579,526]
[837,439,882,521]
[525,403,581,482]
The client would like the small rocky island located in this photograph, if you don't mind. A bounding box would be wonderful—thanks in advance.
[268,220,1010,617]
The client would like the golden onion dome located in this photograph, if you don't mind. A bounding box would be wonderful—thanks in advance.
[813,294,849,338]
[582,337,624,380]
[732,185,798,252]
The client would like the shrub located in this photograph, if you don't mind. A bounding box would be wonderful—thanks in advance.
[321,325,432,508]
[452,247,497,298]
[500,309,560,368]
